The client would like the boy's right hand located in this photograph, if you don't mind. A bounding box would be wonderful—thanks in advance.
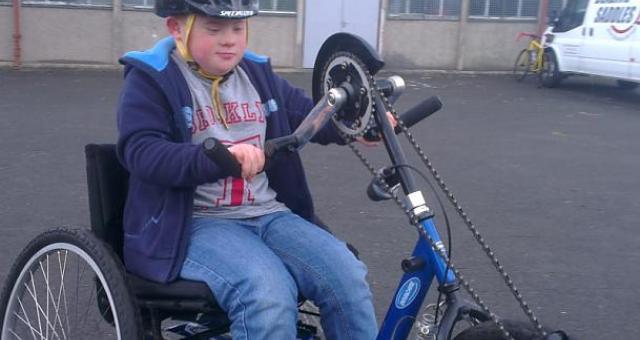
[228,144,265,181]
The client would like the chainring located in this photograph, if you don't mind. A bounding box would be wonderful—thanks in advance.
[318,52,375,137]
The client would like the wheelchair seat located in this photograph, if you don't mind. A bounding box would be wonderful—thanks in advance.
[84,143,348,338]
[85,144,227,337]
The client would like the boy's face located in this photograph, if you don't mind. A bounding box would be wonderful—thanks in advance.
[168,15,248,76]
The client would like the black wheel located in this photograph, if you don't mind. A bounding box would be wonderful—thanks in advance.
[298,300,323,339]
[0,227,141,339]
[453,319,546,340]
[616,80,639,90]
[513,49,531,82]
[540,49,562,88]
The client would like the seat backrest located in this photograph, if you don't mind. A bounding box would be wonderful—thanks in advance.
[85,144,129,259]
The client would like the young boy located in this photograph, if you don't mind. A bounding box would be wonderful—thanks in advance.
[117,0,381,338]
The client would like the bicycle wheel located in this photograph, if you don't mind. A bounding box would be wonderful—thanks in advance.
[513,49,531,82]
[453,319,546,340]
[540,49,562,88]
[298,300,323,339]
[0,227,141,339]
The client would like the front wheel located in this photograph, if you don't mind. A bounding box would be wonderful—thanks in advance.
[0,228,141,339]
[540,50,562,88]
[513,49,531,82]
[453,319,547,340]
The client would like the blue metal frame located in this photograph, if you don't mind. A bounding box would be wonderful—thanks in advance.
[377,218,457,340]
[370,91,464,340]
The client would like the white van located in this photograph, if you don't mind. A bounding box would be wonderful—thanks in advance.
[541,0,640,88]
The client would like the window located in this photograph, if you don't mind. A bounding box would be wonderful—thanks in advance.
[389,0,462,19]
[548,0,567,19]
[122,0,151,9]
[552,0,588,32]
[469,0,540,19]
[258,0,296,13]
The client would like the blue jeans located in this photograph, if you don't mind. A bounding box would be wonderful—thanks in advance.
[179,211,378,339]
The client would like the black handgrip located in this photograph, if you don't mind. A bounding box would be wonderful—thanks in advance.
[264,135,300,159]
[394,95,442,133]
[202,137,242,178]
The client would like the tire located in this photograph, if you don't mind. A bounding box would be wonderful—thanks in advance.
[540,50,562,88]
[616,80,639,90]
[513,49,531,82]
[298,300,323,339]
[0,227,141,339]
[453,319,546,340]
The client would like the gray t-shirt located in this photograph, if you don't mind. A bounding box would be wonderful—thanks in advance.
[173,53,289,219]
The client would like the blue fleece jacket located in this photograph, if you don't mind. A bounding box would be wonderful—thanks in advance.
[117,37,344,283]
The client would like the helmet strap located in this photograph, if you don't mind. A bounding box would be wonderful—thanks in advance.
[176,14,196,63]
[174,15,249,130]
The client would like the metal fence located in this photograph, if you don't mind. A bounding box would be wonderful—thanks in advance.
[389,0,463,18]
[468,0,540,19]
[388,0,565,20]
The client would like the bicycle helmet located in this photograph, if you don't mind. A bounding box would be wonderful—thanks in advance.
[155,0,259,19]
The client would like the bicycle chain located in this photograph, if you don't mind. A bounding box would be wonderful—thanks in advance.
[332,61,546,339]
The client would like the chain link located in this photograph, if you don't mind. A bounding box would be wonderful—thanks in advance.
[377,86,547,337]
[331,60,547,339]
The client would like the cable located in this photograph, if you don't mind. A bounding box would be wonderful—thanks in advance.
[381,163,454,337]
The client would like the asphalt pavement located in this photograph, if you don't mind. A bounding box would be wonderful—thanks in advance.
[1,66,639,339]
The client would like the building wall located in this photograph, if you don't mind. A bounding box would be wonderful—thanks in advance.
[118,12,298,67]
[246,15,298,67]
[1,5,539,70]
[0,7,12,62]
[382,18,538,70]
[0,6,297,67]
[463,21,539,70]
[120,11,166,62]
[383,20,460,69]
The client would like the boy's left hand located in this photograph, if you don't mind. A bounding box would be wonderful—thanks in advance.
[357,112,397,147]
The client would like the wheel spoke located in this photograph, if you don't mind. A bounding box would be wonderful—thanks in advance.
[15,297,38,340]
[38,256,50,339]
[37,252,69,340]
[24,265,65,340]
[26,272,44,339]
[3,232,135,339]
[77,276,97,334]
[56,250,69,340]
[8,328,26,340]
[11,310,45,339]
[96,283,116,328]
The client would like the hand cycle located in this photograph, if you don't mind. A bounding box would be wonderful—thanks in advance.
[204,34,570,340]
[0,33,570,340]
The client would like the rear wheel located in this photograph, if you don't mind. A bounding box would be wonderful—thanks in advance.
[298,300,323,339]
[0,228,141,339]
[453,319,546,340]
[513,49,531,82]
[540,50,562,88]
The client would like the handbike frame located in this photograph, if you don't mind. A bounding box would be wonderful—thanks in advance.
[368,92,486,340]
[265,82,489,340]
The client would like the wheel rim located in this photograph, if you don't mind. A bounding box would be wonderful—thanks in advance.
[513,50,530,82]
[2,243,123,340]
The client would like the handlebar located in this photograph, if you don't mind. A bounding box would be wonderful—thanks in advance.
[516,32,540,41]
[203,76,442,179]
[393,96,442,134]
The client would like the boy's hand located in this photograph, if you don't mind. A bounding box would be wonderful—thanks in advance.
[357,112,398,147]
[228,144,265,181]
